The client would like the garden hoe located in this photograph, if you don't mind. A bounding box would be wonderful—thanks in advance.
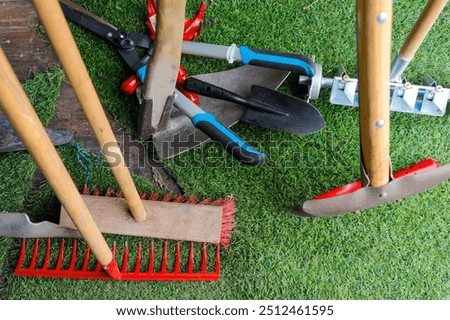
[0,0,236,281]
[299,0,449,116]
[292,0,450,217]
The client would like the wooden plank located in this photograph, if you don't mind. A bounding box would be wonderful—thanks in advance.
[59,195,223,243]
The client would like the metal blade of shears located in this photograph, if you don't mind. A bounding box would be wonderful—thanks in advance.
[59,0,153,72]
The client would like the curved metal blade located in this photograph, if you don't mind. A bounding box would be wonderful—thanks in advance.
[291,163,450,217]
[0,213,81,238]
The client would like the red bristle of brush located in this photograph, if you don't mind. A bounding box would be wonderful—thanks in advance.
[80,187,236,247]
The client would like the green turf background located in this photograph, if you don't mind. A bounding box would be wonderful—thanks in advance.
[0,0,449,299]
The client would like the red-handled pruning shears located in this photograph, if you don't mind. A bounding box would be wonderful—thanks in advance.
[119,0,206,103]
[60,0,204,104]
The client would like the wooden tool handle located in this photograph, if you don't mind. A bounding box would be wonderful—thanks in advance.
[357,0,392,187]
[0,47,112,266]
[399,0,447,60]
[32,0,146,222]
[142,0,186,128]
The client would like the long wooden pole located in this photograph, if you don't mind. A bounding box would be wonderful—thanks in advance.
[0,47,113,267]
[32,0,146,222]
[357,0,392,187]
[399,0,447,61]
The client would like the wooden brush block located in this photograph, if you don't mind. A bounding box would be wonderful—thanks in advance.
[59,195,223,243]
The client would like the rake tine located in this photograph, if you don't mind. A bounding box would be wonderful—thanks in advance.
[121,242,129,273]
[161,242,168,273]
[55,239,65,270]
[134,242,142,273]
[148,242,155,273]
[68,239,78,270]
[174,242,181,274]
[42,238,52,270]
[81,244,91,271]
[214,244,220,273]
[201,243,207,273]
[29,238,40,269]
[187,242,194,274]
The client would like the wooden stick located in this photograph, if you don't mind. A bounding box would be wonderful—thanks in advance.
[32,0,146,222]
[0,47,113,266]
[399,0,447,60]
[140,0,186,137]
[357,0,392,187]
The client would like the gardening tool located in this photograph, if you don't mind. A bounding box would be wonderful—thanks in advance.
[181,42,316,77]
[1,211,221,280]
[292,0,450,217]
[299,0,449,116]
[139,0,186,139]
[1,190,235,244]
[0,0,238,281]
[59,0,289,162]
[185,77,325,135]
[0,115,73,153]
[390,0,448,83]
[34,0,146,222]
[0,46,117,277]
[137,0,265,165]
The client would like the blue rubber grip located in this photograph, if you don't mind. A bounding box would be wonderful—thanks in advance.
[239,46,315,76]
[136,66,147,82]
[192,113,266,166]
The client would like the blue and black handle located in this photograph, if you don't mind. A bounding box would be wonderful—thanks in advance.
[174,89,267,166]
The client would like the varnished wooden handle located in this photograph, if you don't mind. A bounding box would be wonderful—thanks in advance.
[32,0,146,222]
[357,0,392,187]
[399,0,447,60]
[0,47,113,266]
[142,0,186,128]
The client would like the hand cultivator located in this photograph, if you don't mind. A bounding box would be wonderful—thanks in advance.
[292,0,450,217]
[299,0,449,116]
[0,0,235,281]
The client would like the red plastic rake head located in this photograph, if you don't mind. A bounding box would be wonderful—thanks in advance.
[15,238,220,281]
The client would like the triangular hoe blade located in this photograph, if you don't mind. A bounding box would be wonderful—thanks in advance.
[292,161,450,217]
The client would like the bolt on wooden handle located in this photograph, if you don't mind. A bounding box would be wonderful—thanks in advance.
[0,47,113,266]
[357,0,392,187]
[32,0,146,222]
[399,0,447,61]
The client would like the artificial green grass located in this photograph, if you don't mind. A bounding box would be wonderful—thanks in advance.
[1,0,449,299]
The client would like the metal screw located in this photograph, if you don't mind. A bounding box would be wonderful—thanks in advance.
[338,81,346,90]
[375,119,385,128]
[107,32,113,38]
[377,12,388,23]
[298,75,311,86]
[379,192,388,199]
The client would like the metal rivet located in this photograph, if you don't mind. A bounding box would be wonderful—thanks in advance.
[107,32,113,38]
[375,120,385,128]
[379,192,388,199]
[377,12,388,23]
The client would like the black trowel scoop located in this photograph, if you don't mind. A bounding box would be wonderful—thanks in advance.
[184,77,325,135]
